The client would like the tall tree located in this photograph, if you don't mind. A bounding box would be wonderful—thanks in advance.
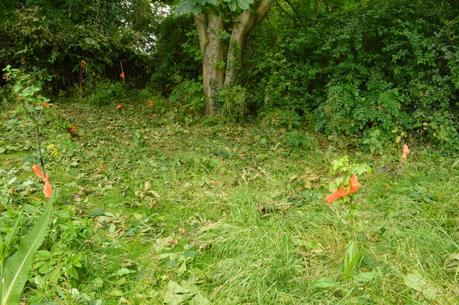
[176,0,272,115]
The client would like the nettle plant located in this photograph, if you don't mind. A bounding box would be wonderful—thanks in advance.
[1,66,54,305]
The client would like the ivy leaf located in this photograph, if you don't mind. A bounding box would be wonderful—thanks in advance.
[223,0,237,11]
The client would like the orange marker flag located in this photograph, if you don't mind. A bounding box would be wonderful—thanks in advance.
[349,174,360,193]
[401,144,410,160]
[43,176,53,198]
[33,164,53,198]
[326,174,361,204]
[33,164,44,178]
[326,187,349,204]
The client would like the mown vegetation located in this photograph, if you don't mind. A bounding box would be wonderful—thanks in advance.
[0,0,458,304]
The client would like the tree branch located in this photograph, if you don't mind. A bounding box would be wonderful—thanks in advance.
[195,13,207,54]
[255,0,273,24]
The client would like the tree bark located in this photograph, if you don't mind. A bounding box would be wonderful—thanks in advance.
[224,0,273,87]
[196,11,224,116]
[224,11,255,87]
[196,0,272,115]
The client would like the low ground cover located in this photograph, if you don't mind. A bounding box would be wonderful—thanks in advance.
[0,102,457,304]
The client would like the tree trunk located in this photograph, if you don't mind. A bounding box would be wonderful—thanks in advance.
[225,0,273,87]
[196,11,224,116]
[196,0,273,116]
[224,11,255,87]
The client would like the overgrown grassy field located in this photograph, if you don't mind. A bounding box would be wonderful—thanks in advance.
[1,101,458,304]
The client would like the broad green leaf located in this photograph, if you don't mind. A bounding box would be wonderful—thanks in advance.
[163,281,192,305]
[354,271,378,282]
[3,213,23,257]
[175,0,203,15]
[116,268,136,276]
[1,197,54,305]
[237,0,253,10]
[164,279,209,305]
[311,279,337,288]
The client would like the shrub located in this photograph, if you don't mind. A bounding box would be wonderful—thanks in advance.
[88,81,126,106]
[169,79,204,115]
[246,0,459,148]
[218,85,247,121]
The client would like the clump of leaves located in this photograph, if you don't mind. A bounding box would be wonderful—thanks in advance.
[3,65,49,172]
[259,109,301,129]
[328,156,371,193]
[218,85,247,121]
[170,79,204,116]
[88,81,126,106]
[283,130,312,149]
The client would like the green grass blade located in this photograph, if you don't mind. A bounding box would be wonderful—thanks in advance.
[342,241,362,279]
[0,213,23,293]
[4,213,23,255]
[1,197,54,305]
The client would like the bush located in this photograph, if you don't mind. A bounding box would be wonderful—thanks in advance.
[218,85,247,121]
[88,81,126,106]
[169,79,204,115]
[283,130,313,149]
[0,84,13,106]
[246,0,459,148]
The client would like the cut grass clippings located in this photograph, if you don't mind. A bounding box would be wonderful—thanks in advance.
[0,101,458,304]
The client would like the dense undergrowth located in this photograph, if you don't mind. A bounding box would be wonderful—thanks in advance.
[0,100,458,304]
[244,0,459,148]
[1,0,458,149]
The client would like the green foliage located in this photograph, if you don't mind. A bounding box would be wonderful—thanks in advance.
[170,79,204,115]
[0,0,158,90]
[32,205,93,293]
[149,16,200,96]
[1,197,53,305]
[328,156,371,192]
[246,0,459,148]
[3,65,50,108]
[218,85,247,120]
[175,0,255,15]
[342,241,363,279]
[259,109,301,129]
[362,129,386,155]
[282,130,312,148]
[330,156,371,177]
[0,84,13,106]
[88,81,126,106]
